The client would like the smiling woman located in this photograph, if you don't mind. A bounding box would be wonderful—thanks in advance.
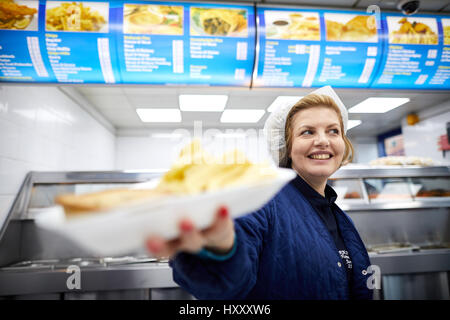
[146,86,373,300]
[282,93,354,196]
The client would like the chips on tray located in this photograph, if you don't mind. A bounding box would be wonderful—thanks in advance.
[55,141,277,215]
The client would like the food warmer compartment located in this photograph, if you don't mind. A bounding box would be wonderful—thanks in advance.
[329,165,450,300]
[0,171,194,300]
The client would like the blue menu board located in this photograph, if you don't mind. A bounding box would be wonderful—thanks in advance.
[116,1,255,86]
[42,0,121,83]
[253,7,383,88]
[371,13,447,89]
[0,0,51,82]
[428,17,450,89]
[0,0,121,84]
[1,1,449,89]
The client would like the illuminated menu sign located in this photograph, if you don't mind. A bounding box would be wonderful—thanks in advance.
[0,0,50,82]
[0,0,255,86]
[0,0,121,84]
[371,13,448,89]
[0,1,449,89]
[253,8,384,88]
[116,1,256,85]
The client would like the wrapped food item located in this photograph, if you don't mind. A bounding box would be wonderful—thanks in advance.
[191,7,247,37]
[369,156,434,166]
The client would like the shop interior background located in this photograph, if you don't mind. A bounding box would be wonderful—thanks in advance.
[0,0,449,300]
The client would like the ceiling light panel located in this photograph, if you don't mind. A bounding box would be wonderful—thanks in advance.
[348,98,410,113]
[179,94,228,112]
[220,109,265,123]
[136,108,181,122]
[347,120,362,130]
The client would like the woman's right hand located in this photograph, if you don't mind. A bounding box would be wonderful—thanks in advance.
[145,206,235,259]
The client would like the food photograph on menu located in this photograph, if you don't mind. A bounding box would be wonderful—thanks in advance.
[0,0,38,30]
[387,16,438,45]
[325,13,377,42]
[190,7,248,37]
[264,10,320,40]
[442,18,450,45]
[45,1,109,32]
[123,4,183,35]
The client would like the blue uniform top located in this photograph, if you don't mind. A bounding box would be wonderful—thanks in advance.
[169,175,373,300]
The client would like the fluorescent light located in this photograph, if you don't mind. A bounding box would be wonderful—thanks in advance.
[136,108,181,122]
[220,109,265,123]
[268,96,303,112]
[151,133,186,139]
[349,98,410,113]
[179,94,228,112]
[215,132,247,138]
[347,120,362,130]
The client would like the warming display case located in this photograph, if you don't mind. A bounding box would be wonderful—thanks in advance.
[0,166,449,299]
[330,165,450,300]
[0,171,193,300]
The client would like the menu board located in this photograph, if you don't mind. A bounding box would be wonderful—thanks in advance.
[116,1,255,85]
[0,0,255,86]
[0,2,449,89]
[0,0,50,82]
[371,13,449,89]
[43,0,121,83]
[0,0,121,83]
[428,17,450,89]
[253,8,383,88]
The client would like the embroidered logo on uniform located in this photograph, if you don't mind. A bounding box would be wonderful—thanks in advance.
[338,250,352,269]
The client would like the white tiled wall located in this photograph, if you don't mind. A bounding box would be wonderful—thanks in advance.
[0,85,115,226]
[402,100,450,165]
[352,137,379,164]
[115,130,272,170]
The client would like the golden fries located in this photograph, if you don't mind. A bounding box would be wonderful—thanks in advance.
[46,2,106,32]
[156,140,276,194]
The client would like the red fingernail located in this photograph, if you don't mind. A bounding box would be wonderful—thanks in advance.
[218,206,228,218]
[146,239,162,253]
[180,220,194,232]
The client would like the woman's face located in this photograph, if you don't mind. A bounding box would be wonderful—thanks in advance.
[289,106,345,185]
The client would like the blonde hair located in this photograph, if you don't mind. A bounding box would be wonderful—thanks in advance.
[280,94,354,168]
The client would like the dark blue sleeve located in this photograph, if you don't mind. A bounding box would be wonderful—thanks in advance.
[169,200,274,300]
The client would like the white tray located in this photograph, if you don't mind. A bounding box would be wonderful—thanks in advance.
[35,168,297,256]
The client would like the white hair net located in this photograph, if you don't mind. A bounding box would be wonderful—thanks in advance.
[263,86,348,166]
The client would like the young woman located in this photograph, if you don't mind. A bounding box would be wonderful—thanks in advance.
[146,86,372,300]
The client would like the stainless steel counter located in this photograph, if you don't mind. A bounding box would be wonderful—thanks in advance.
[0,262,176,297]
[0,168,449,300]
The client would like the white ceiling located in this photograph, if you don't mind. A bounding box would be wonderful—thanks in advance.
[76,86,450,139]
[74,0,450,139]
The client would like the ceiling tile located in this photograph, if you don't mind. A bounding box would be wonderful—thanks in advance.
[76,86,124,96]
[85,94,132,110]
[127,94,178,108]
[75,86,450,138]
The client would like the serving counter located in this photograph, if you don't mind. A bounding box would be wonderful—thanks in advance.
[0,171,192,300]
[0,166,449,299]
[330,165,450,300]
